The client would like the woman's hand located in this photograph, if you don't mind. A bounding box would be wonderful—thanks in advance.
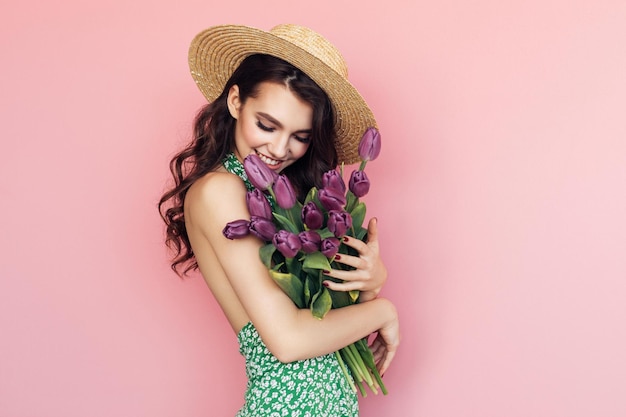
[322,217,387,302]
[370,321,400,376]
[370,302,400,376]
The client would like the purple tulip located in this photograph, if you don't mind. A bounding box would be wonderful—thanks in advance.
[249,216,277,241]
[318,187,346,211]
[272,230,302,258]
[274,174,297,209]
[321,237,340,259]
[327,210,352,238]
[246,189,272,219]
[358,127,382,162]
[322,170,346,193]
[349,170,370,198]
[299,230,322,254]
[222,219,250,240]
[301,201,324,230]
[243,154,275,191]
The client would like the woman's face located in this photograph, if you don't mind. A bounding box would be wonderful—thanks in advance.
[228,81,313,173]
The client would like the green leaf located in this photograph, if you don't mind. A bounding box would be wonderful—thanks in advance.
[328,287,354,309]
[304,187,326,212]
[302,251,332,272]
[273,212,298,234]
[286,256,302,278]
[303,275,312,306]
[259,244,276,268]
[269,270,305,308]
[288,203,304,231]
[304,187,318,205]
[355,227,368,241]
[345,190,358,213]
[303,272,319,307]
[317,228,335,240]
[311,286,332,319]
[350,202,367,230]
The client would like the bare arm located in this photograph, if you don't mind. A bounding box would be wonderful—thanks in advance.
[185,173,399,367]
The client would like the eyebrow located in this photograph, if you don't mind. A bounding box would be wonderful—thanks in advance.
[257,112,312,134]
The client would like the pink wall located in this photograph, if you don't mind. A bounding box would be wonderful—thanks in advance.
[2,1,625,416]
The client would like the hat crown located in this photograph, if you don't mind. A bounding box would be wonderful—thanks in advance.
[269,24,348,79]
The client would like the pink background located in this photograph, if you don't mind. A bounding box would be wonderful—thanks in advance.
[2,0,625,416]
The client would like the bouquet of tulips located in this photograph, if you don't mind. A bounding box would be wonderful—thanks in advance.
[223,128,385,396]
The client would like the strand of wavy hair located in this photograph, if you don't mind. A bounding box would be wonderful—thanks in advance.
[158,101,233,276]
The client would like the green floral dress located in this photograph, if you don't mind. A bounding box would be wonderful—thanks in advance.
[223,154,359,417]
[236,322,358,417]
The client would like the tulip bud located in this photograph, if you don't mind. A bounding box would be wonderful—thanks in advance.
[358,127,382,162]
[320,237,340,259]
[348,170,370,198]
[322,170,346,193]
[301,201,323,230]
[298,230,322,254]
[246,189,272,219]
[272,230,302,258]
[318,187,346,211]
[274,174,297,209]
[243,154,275,191]
[327,210,352,238]
[249,216,277,241]
[222,219,250,240]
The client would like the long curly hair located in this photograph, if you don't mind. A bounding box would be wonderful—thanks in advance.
[159,54,338,276]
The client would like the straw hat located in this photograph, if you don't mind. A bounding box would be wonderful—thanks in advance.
[188,24,377,164]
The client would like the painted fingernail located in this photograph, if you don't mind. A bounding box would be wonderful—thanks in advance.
[322,270,330,275]
[322,282,329,287]
[343,236,349,242]
[335,254,341,260]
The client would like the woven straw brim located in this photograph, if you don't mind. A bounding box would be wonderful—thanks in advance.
[188,25,377,165]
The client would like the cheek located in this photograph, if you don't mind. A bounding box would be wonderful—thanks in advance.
[292,142,311,159]
[238,119,263,146]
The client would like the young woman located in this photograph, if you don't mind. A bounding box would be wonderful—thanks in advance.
[159,24,400,416]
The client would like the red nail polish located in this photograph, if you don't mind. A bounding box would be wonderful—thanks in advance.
[335,254,341,260]
[322,270,330,275]
[322,282,329,287]
[343,236,349,242]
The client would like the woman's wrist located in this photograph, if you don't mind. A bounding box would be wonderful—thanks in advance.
[370,297,397,327]
[358,289,380,303]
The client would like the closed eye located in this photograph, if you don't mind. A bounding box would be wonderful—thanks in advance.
[294,134,311,144]
[256,120,275,132]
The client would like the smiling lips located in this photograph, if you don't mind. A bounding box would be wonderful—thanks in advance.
[255,150,282,169]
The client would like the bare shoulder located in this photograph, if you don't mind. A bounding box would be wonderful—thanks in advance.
[185,172,249,234]
[187,171,246,205]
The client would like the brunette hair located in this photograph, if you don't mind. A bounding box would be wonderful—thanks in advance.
[159,54,337,275]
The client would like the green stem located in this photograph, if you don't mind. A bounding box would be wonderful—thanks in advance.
[341,348,367,397]
[371,367,387,395]
[341,346,364,382]
[349,343,374,389]
[354,376,367,397]
[355,339,388,395]
[334,351,357,394]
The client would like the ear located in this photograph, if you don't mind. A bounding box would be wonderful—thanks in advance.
[226,85,241,119]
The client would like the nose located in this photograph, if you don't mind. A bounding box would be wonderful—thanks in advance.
[267,134,290,159]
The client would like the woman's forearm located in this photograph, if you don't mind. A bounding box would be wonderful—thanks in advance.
[267,297,397,363]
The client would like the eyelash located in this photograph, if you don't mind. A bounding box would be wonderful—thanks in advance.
[256,120,274,132]
[256,121,311,144]
[295,135,311,144]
